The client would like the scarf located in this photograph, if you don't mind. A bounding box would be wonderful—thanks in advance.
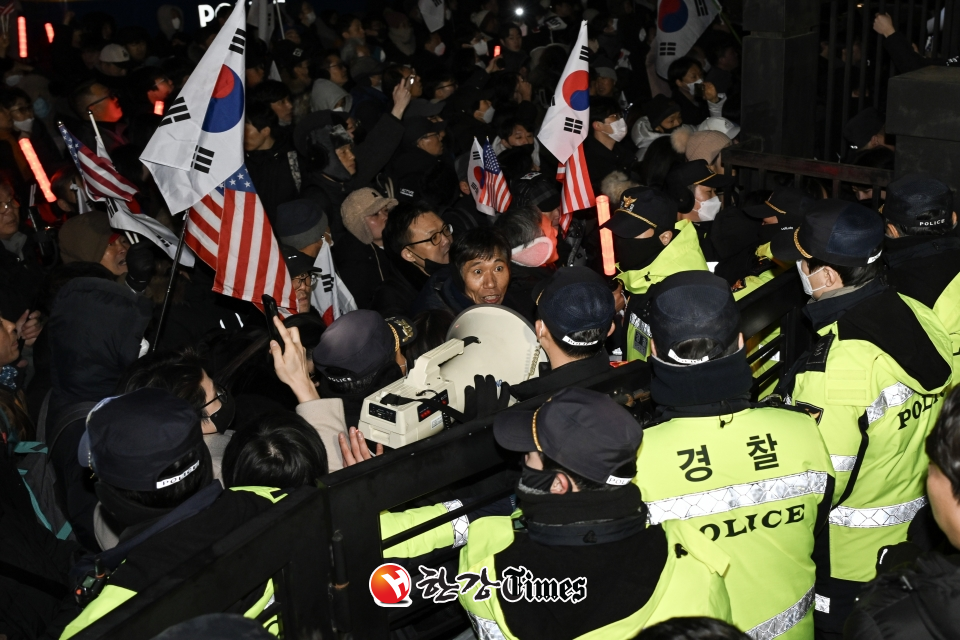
[650,348,754,411]
[517,481,644,525]
[803,277,887,331]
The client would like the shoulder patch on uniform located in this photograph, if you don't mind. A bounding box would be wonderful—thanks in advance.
[803,333,835,372]
[794,401,824,425]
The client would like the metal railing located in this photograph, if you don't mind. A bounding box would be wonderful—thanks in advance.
[72,270,811,640]
[820,0,960,161]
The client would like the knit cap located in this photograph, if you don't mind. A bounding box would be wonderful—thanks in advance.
[59,211,115,264]
[341,188,398,245]
[671,128,732,164]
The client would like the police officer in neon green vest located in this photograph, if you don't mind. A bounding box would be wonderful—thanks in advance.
[604,187,708,362]
[439,387,734,639]
[666,160,736,263]
[769,199,954,637]
[634,271,835,639]
[882,174,960,377]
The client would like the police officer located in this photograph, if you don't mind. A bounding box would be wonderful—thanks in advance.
[770,199,954,636]
[881,173,960,375]
[601,187,708,362]
[665,159,735,262]
[510,267,617,401]
[634,271,835,639]
[455,387,733,638]
[60,389,286,639]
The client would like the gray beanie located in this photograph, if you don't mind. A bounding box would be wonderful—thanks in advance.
[274,200,329,250]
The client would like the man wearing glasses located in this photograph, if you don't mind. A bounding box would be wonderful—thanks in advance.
[282,246,323,314]
[378,203,453,316]
[71,80,128,152]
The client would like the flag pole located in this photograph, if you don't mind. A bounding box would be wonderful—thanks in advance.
[152,216,188,352]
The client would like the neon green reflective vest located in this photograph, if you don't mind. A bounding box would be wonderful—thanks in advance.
[930,276,960,377]
[618,220,708,362]
[634,407,833,639]
[456,515,732,640]
[61,487,287,640]
[788,294,953,584]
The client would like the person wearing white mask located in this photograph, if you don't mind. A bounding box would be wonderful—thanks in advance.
[583,96,635,194]
[0,88,60,169]
[667,56,727,127]
[665,159,734,262]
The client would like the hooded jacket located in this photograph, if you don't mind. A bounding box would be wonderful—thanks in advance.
[310,79,353,113]
[630,116,671,161]
[47,278,153,550]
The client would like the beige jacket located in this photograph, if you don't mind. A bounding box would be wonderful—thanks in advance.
[296,398,349,473]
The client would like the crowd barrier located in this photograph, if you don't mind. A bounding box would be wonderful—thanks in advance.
[73,269,810,640]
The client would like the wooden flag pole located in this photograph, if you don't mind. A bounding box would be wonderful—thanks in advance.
[152,217,188,352]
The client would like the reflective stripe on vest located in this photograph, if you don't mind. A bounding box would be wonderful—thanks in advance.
[442,499,469,549]
[468,612,508,640]
[865,382,914,425]
[745,585,815,640]
[828,496,927,528]
[830,455,857,472]
[645,471,829,525]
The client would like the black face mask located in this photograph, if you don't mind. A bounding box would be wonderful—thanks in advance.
[520,462,559,493]
[614,235,667,271]
[421,258,447,275]
[209,391,236,433]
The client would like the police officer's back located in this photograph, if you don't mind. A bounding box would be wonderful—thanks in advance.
[769,200,954,637]
[881,174,960,376]
[601,187,708,363]
[633,271,834,639]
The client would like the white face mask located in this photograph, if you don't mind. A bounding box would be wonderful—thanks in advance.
[606,117,627,142]
[686,78,703,95]
[332,106,345,112]
[304,11,317,25]
[171,17,181,30]
[797,261,827,296]
[482,105,495,123]
[696,195,721,221]
[5,75,21,86]
[434,42,446,56]
[13,118,33,133]
[138,338,150,358]
[472,39,489,56]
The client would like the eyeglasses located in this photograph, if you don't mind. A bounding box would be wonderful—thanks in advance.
[326,61,346,70]
[406,224,452,248]
[87,92,116,109]
[202,385,227,411]
[293,273,320,289]
[0,198,19,212]
[9,103,32,115]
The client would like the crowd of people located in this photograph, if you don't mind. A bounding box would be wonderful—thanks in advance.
[0,1,959,639]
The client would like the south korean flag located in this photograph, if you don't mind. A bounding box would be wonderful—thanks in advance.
[655,0,720,78]
[140,2,250,214]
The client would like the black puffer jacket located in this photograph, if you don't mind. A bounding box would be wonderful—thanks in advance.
[844,552,960,639]
[46,278,153,550]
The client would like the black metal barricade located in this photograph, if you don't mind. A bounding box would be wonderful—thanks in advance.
[73,270,811,640]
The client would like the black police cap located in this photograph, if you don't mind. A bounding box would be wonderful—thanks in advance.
[883,173,954,229]
[649,271,740,365]
[770,199,884,267]
[601,187,678,238]
[78,388,203,492]
[532,267,615,345]
[494,387,642,485]
[313,310,416,379]
[743,186,813,227]
[666,159,734,190]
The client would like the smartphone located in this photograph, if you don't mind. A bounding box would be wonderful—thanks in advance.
[409,76,415,85]
[493,45,501,57]
[262,294,284,353]
[694,82,705,99]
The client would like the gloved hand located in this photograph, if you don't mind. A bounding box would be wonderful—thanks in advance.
[125,241,156,293]
[462,375,511,423]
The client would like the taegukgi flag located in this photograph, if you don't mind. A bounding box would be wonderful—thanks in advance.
[537,20,590,165]
[419,0,445,32]
[140,2,250,214]
[655,0,720,78]
[467,137,495,216]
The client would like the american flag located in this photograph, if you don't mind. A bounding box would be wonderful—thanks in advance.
[0,2,14,17]
[185,164,297,313]
[482,139,512,213]
[556,141,595,234]
[59,123,139,204]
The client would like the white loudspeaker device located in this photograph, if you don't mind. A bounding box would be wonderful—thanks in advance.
[358,306,547,448]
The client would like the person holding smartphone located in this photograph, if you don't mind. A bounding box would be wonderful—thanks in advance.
[666,56,727,127]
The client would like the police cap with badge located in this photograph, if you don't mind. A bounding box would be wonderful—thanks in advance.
[744,186,813,230]
[600,187,678,238]
[770,199,884,267]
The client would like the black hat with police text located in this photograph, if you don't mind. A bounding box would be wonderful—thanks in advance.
[313,310,415,379]
[78,388,204,492]
[649,271,740,365]
[532,267,616,345]
[601,187,678,238]
[770,199,884,267]
[666,159,734,190]
[744,186,813,227]
[883,173,954,229]
[494,387,643,485]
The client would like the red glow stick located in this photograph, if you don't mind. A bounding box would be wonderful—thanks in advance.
[154,100,164,115]
[17,16,26,58]
[44,23,54,43]
[596,195,616,276]
[18,138,56,202]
